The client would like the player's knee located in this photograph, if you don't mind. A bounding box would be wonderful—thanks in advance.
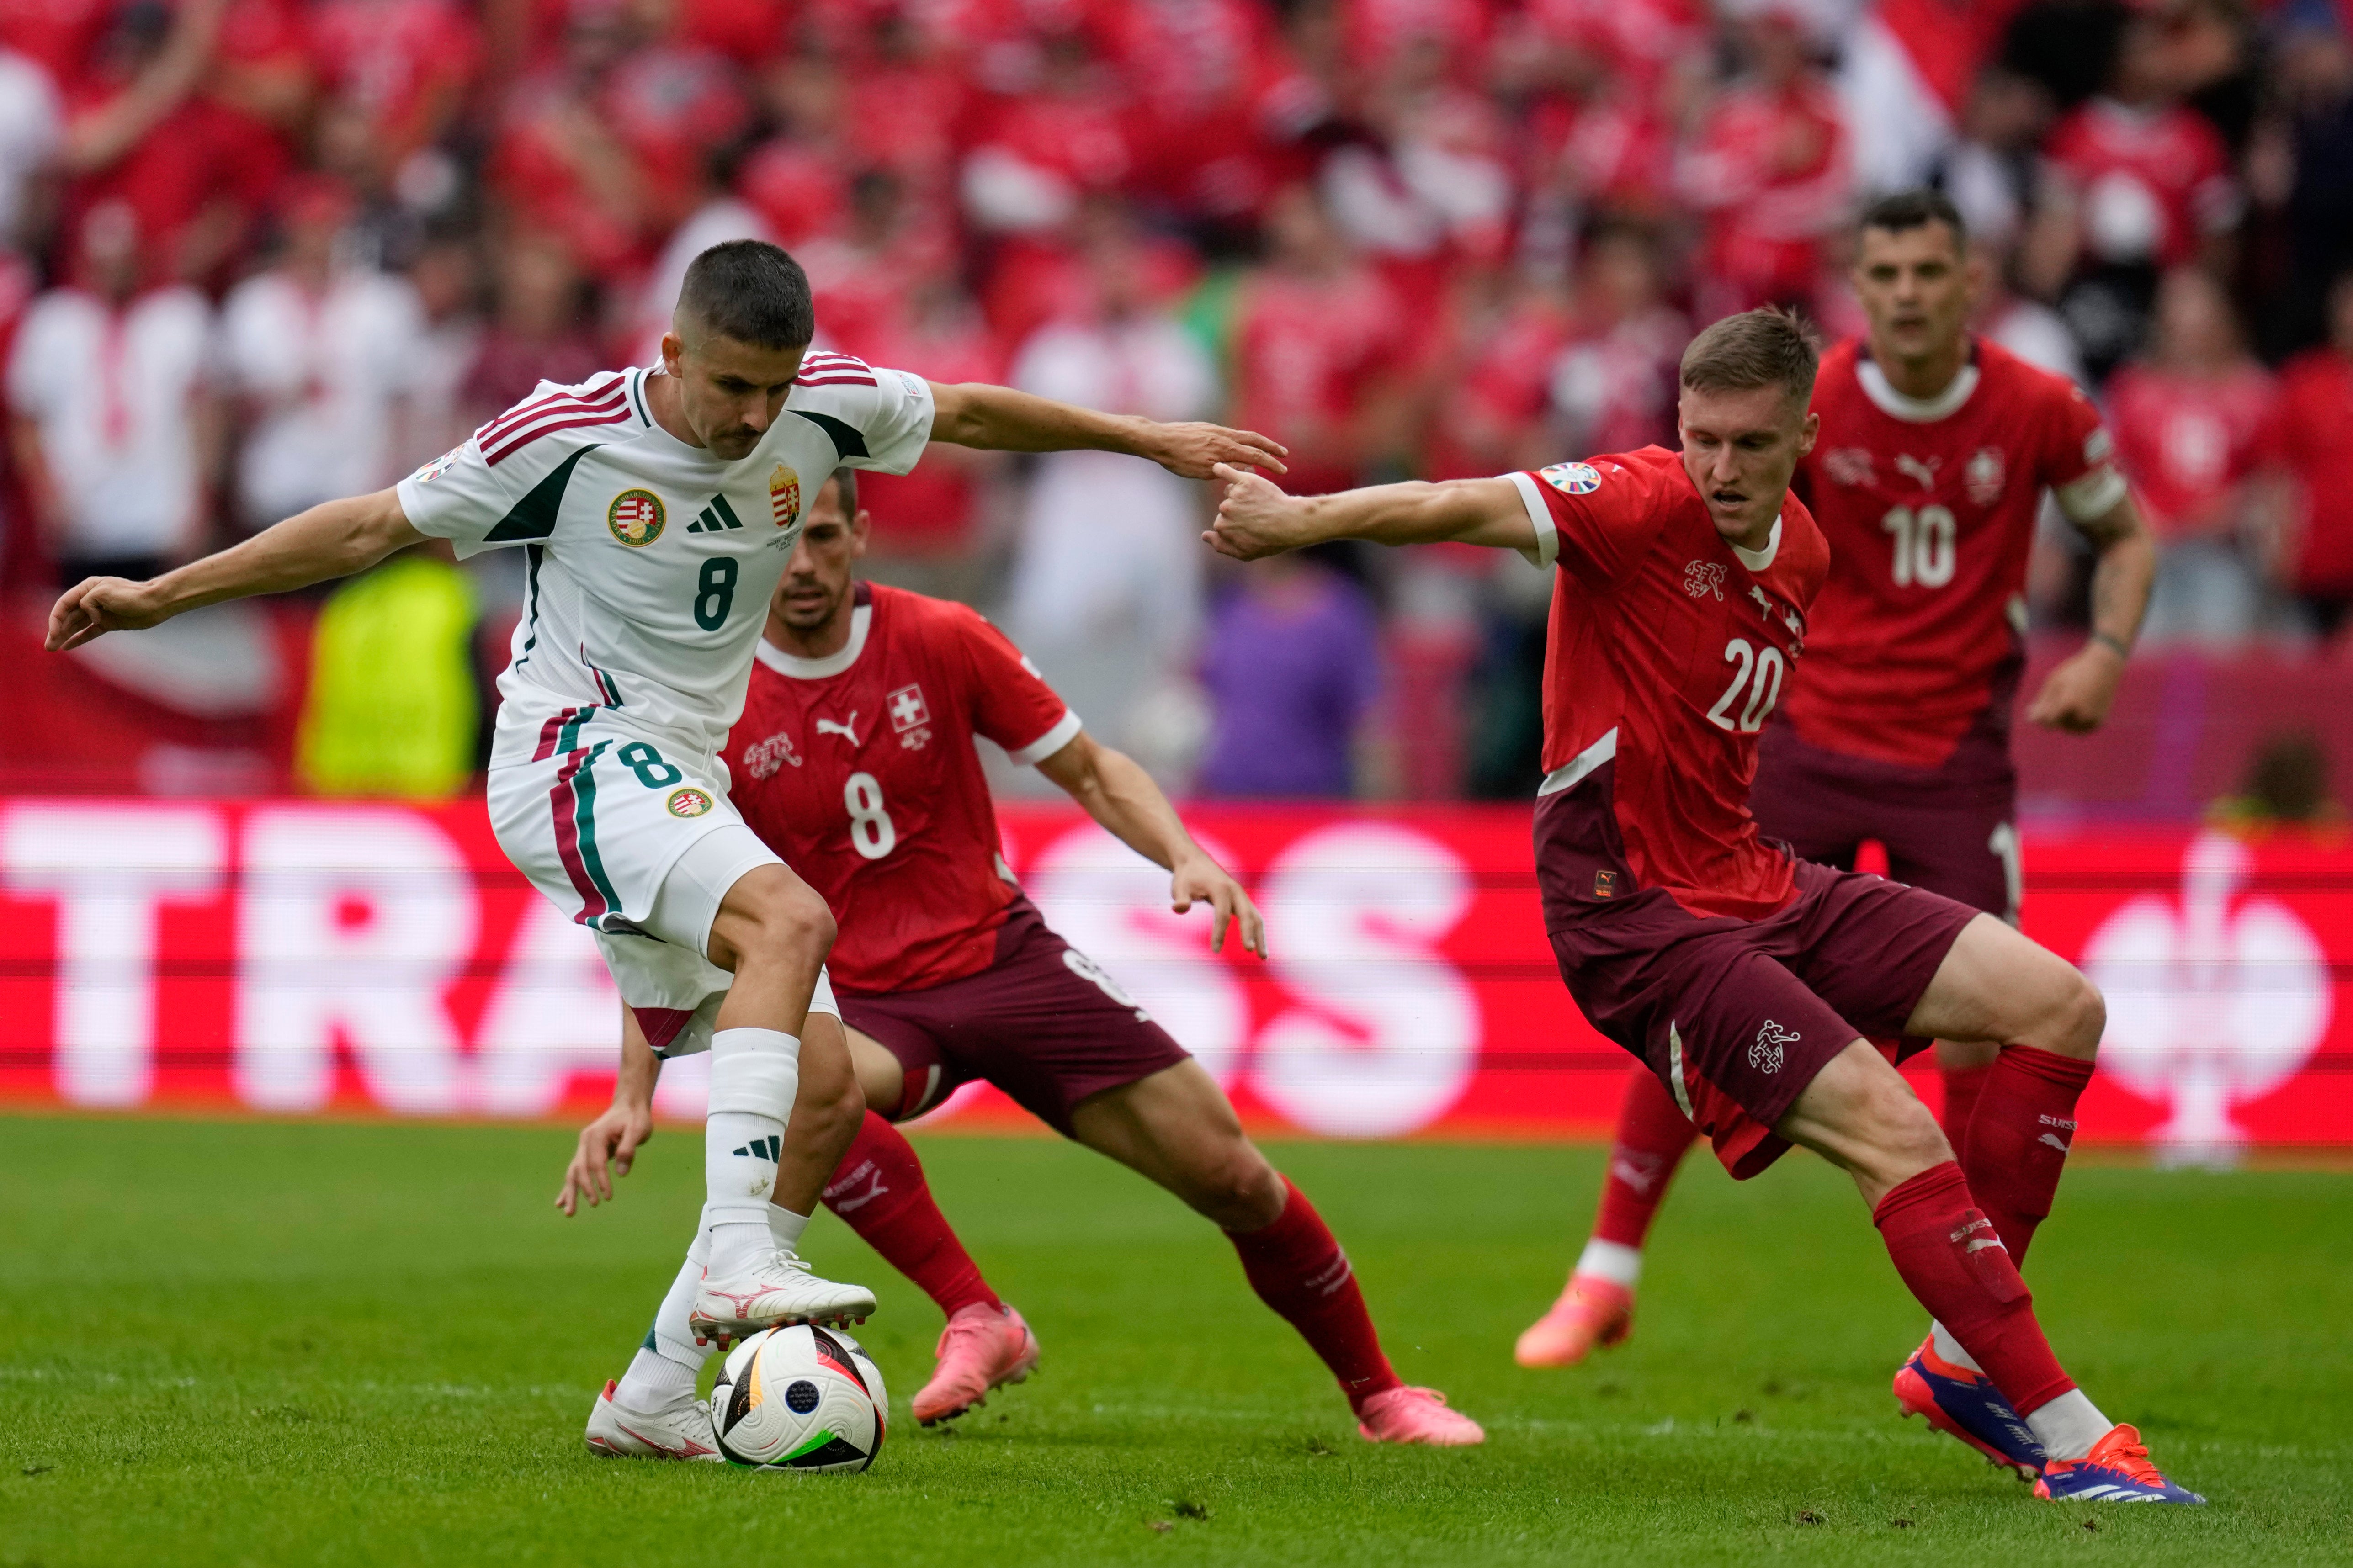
[1178,1137,1280,1229]
[740,880,836,967]
[1855,1076,1951,1186]
[2047,970,2104,1061]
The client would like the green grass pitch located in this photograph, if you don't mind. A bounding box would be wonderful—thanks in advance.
[1,1115,2347,1567]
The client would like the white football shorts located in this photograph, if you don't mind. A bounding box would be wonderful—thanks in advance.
[485,706,836,1058]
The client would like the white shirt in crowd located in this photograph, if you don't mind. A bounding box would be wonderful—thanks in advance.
[221,265,425,526]
[6,285,215,561]
[1003,313,1217,758]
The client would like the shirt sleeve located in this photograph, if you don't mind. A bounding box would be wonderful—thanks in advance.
[1506,456,1657,584]
[2040,380,2129,524]
[791,359,936,475]
[394,429,526,556]
[5,299,55,417]
[953,605,1079,765]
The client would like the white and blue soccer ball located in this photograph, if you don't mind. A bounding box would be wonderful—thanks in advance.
[709,1324,888,1473]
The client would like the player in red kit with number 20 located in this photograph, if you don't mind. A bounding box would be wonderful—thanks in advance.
[561,470,1483,1451]
[1519,192,2160,1487]
[1207,307,2200,1504]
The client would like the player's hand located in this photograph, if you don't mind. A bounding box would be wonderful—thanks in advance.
[45,577,171,652]
[1204,463,1313,560]
[556,1099,656,1216]
[1169,851,1266,959]
[1141,421,1288,480]
[2026,640,2126,734]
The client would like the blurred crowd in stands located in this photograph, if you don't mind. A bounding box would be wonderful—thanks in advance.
[2,0,2352,800]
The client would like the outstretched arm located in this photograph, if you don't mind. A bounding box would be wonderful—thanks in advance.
[1205,464,1545,564]
[2024,491,2156,733]
[1034,729,1266,958]
[926,381,1288,479]
[557,1006,662,1216]
[46,487,422,651]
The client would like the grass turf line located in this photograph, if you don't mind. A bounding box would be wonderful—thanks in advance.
[0,1115,2344,1567]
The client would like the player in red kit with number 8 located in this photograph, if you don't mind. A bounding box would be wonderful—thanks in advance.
[1206,307,2199,1504]
[561,470,1483,1451]
[1519,192,2160,1489]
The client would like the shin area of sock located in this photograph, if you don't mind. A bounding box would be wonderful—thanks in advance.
[1591,1066,1700,1250]
[820,1111,1000,1318]
[1227,1176,1401,1409]
[1959,1045,2094,1267]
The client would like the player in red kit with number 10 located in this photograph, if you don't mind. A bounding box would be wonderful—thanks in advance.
[562,470,1483,1451]
[1207,307,2199,1504]
[1519,192,2159,1486]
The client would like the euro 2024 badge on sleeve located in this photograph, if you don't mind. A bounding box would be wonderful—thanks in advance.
[608,489,666,547]
[1540,461,1602,496]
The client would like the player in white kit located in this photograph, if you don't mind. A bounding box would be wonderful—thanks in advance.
[46,241,1287,1379]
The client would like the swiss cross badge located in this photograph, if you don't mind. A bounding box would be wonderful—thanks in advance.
[769,464,801,527]
[888,683,932,749]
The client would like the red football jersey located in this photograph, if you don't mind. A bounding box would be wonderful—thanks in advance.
[2265,348,2353,596]
[2104,359,2276,542]
[1515,447,1829,920]
[2044,99,2239,270]
[727,583,1077,994]
[1786,337,2123,771]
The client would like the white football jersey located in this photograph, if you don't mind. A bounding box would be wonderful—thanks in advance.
[397,354,933,766]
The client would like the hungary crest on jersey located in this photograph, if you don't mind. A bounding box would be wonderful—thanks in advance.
[770,464,802,527]
[607,489,665,547]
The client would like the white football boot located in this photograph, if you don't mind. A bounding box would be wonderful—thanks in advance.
[687,1251,876,1348]
[584,1380,722,1462]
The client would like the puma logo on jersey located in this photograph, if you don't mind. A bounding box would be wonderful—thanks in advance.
[685,493,746,532]
[1895,454,1943,490]
[1749,1020,1798,1074]
[815,712,862,746]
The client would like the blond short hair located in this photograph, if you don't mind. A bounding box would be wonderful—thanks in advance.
[1679,307,1822,403]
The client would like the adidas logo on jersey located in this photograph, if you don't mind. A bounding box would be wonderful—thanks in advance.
[685,494,747,533]
[731,1135,782,1161]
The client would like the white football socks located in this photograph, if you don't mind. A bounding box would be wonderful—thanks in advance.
[704,1027,800,1276]
[2024,1388,2112,1462]
[767,1202,811,1258]
[615,1227,711,1414]
[1930,1320,1983,1373]
[1574,1238,1643,1289]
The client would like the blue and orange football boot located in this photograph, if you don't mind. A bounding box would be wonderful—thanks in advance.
[2034,1424,2206,1504]
[1893,1333,2046,1480]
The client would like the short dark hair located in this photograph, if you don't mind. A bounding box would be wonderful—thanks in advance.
[1680,307,1822,402]
[676,239,815,349]
[821,466,859,515]
[1859,188,1968,250]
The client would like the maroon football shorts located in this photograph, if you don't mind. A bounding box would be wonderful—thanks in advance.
[1535,786,1978,1180]
[833,899,1193,1136]
[1750,721,2019,922]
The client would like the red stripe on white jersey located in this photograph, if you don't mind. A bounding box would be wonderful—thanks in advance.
[795,373,877,387]
[480,382,627,445]
[484,408,634,466]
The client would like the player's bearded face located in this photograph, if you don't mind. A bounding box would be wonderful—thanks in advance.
[664,324,807,461]
[1677,383,1818,547]
[775,481,866,631]
[1852,223,1975,366]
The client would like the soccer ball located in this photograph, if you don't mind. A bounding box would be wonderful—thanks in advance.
[709,1324,888,1473]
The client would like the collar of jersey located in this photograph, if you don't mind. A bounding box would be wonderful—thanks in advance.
[1731,514,1782,572]
[1856,356,1980,423]
[755,604,872,680]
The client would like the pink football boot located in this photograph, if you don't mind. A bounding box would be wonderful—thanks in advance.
[1514,1276,1634,1368]
[1355,1386,1487,1446]
[911,1303,1041,1425]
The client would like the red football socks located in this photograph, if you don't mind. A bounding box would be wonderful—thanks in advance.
[1937,1060,1992,1155]
[1592,1067,1700,1250]
[1873,1161,2075,1415]
[1956,1045,2094,1269]
[818,1112,1002,1319]
[1227,1177,1403,1411]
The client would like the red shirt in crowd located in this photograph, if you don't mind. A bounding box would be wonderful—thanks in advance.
[308,0,481,155]
[2104,358,2275,541]
[1515,446,1829,920]
[727,583,1078,994]
[2045,98,2240,270]
[2263,347,2353,598]
[1227,264,1408,497]
[1787,337,2123,771]
[1680,76,1851,310]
